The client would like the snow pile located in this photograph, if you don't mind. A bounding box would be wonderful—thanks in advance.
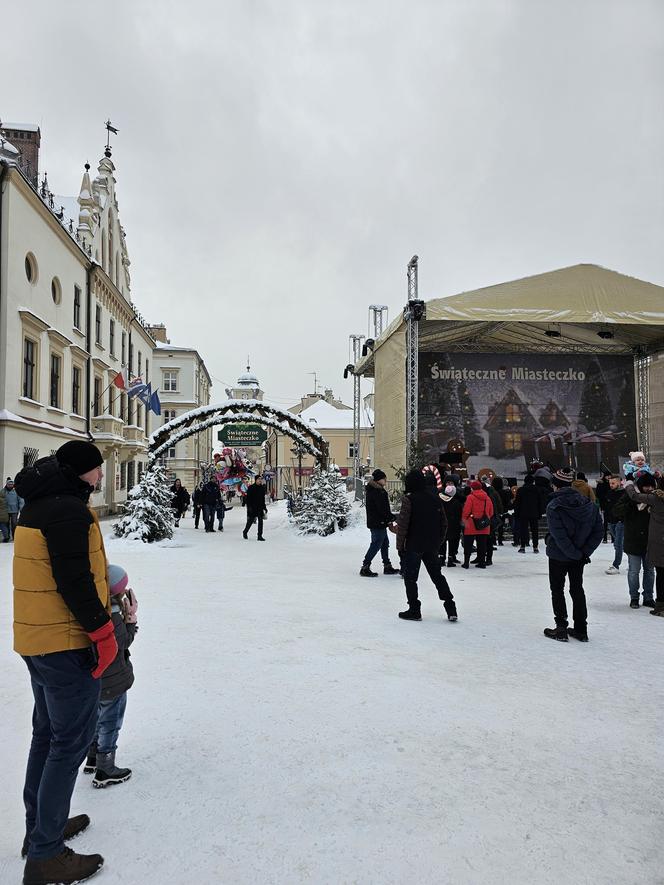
[113,463,175,542]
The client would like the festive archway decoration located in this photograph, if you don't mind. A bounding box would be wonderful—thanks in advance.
[148,399,329,467]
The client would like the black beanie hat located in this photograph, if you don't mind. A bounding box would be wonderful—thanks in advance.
[404,469,426,493]
[372,469,387,482]
[56,440,103,475]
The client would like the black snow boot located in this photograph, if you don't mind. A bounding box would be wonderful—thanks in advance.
[92,752,132,788]
[443,600,458,621]
[447,559,456,567]
[629,599,640,609]
[543,626,569,642]
[21,815,90,860]
[23,847,104,885]
[359,566,378,577]
[567,628,589,642]
[83,742,97,774]
[383,563,400,575]
[398,606,422,621]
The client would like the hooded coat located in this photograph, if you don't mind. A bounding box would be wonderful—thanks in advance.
[545,486,604,562]
[101,601,137,701]
[571,479,596,503]
[12,456,111,655]
[613,491,651,557]
[461,488,494,536]
[514,478,542,520]
[396,471,447,553]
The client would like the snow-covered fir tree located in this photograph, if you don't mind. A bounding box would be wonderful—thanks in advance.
[114,462,176,542]
[292,465,351,536]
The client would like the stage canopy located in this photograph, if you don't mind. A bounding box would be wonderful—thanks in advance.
[356,264,664,474]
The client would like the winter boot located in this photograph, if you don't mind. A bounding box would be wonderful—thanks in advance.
[383,563,400,575]
[22,847,103,885]
[257,536,266,541]
[650,606,664,617]
[518,547,526,554]
[398,605,422,621]
[567,628,589,642]
[359,565,378,577]
[447,559,456,568]
[629,599,640,609]
[242,531,248,539]
[21,815,90,860]
[443,600,458,622]
[543,626,569,642]
[642,598,655,608]
[92,752,132,788]
[83,742,97,774]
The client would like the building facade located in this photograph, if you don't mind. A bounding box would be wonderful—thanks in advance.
[0,126,165,513]
[147,324,212,489]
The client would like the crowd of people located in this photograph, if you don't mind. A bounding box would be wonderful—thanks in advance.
[172,475,269,538]
[360,451,664,638]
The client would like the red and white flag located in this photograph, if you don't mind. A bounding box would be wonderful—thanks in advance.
[112,368,128,390]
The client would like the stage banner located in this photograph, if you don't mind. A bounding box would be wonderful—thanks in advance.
[418,352,637,476]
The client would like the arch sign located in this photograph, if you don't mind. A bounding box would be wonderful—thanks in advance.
[148,399,329,468]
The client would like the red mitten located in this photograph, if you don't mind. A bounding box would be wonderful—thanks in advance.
[87,620,118,679]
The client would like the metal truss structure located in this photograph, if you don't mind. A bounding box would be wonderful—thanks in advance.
[636,350,651,460]
[349,334,365,481]
[404,256,425,459]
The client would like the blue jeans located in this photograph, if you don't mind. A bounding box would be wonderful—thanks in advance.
[363,527,390,566]
[627,553,655,601]
[0,520,9,540]
[95,692,128,754]
[216,502,226,528]
[202,503,216,530]
[22,649,100,860]
[608,522,624,568]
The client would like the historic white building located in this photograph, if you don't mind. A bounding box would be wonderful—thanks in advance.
[147,324,212,490]
[0,124,159,514]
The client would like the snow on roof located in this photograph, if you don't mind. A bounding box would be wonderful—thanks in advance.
[298,399,374,430]
[0,138,19,156]
[0,409,89,438]
[2,122,40,132]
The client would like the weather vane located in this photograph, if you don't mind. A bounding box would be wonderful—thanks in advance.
[104,119,119,156]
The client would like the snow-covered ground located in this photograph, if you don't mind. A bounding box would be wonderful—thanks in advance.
[1,503,662,885]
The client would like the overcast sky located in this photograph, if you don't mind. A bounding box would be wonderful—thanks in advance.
[4,0,663,407]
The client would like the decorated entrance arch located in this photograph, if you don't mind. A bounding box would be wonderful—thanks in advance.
[148,399,330,467]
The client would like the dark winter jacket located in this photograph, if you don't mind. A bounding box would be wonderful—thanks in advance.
[396,472,447,553]
[12,456,111,655]
[545,487,604,562]
[365,480,395,529]
[170,484,190,511]
[192,486,204,508]
[624,483,664,568]
[604,488,626,524]
[442,492,464,541]
[534,475,553,513]
[595,479,610,511]
[613,494,651,557]
[201,481,222,507]
[485,485,503,520]
[492,478,513,514]
[246,483,267,517]
[514,481,542,520]
[101,601,137,701]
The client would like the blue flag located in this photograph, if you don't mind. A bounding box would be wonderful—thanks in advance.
[149,389,161,416]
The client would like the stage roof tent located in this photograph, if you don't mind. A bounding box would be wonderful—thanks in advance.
[357,264,664,378]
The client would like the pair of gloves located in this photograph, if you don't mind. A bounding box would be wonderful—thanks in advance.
[87,588,139,679]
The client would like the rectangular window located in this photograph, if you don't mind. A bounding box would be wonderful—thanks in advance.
[23,338,36,399]
[505,404,521,424]
[93,376,102,416]
[129,341,134,374]
[72,366,81,414]
[128,396,134,425]
[95,304,102,344]
[108,383,114,416]
[167,445,176,459]
[119,393,126,422]
[138,351,142,377]
[73,285,82,329]
[127,460,135,491]
[121,331,126,365]
[109,319,115,356]
[145,358,149,383]
[49,353,61,408]
[136,403,142,427]
[137,462,144,481]
[163,370,178,392]
[163,409,176,424]
[504,432,523,452]
[348,442,359,459]
[120,461,127,489]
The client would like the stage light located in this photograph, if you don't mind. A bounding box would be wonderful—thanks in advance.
[343,363,354,379]
[361,338,375,357]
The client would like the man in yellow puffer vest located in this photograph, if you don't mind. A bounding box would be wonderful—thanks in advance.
[13,441,117,885]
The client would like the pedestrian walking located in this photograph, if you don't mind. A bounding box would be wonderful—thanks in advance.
[461,480,494,569]
[513,475,542,553]
[201,479,221,532]
[613,472,656,608]
[2,476,24,540]
[243,476,268,541]
[604,475,626,575]
[543,467,604,642]
[192,482,204,529]
[170,478,190,527]
[13,440,116,884]
[215,497,233,531]
[84,565,138,788]
[623,474,664,617]
[595,471,612,543]
[359,469,400,576]
[492,476,513,546]
[395,470,457,621]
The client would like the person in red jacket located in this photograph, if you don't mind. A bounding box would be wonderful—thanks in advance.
[461,480,494,569]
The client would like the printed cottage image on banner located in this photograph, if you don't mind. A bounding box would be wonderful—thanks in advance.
[418,352,637,476]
